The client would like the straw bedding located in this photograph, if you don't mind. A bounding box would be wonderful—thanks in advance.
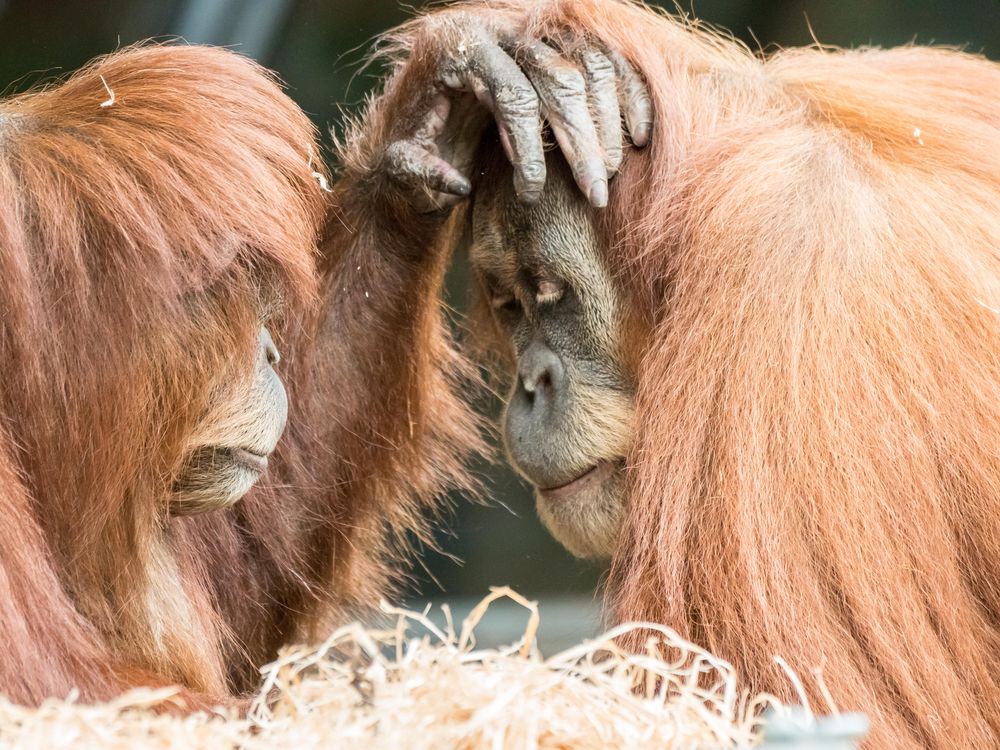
[0,588,783,749]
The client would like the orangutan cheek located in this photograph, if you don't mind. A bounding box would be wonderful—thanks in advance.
[171,327,288,515]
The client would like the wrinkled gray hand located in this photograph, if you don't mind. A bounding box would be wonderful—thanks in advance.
[382,13,652,212]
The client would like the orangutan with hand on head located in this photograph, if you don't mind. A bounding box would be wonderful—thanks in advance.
[418,1,1000,748]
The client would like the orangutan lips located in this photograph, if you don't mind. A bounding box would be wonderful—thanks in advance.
[539,460,617,501]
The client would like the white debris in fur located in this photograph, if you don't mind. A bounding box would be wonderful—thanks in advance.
[307,148,333,193]
[99,76,115,108]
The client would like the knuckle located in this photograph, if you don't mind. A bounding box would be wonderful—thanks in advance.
[437,61,465,89]
[383,141,408,170]
[605,48,632,74]
[583,52,615,83]
[425,166,447,189]
[493,83,538,113]
[519,159,546,184]
[549,67,586,96]
[629,88,653,112]
[383,140,424,180]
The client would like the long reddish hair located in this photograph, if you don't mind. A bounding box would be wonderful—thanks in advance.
[434,1,1000,746]
[0,43,326,699]
[0,43,480,703]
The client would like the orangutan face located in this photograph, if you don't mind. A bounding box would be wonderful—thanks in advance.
[471,156,634,560]
[170,326,288,515]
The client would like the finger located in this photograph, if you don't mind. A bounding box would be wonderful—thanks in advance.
[606,49,653,147]
[579,48,623,175]
[384,140,471,197]
[519,41,608,208]
[446,40,547,203]
[412,90,452,145]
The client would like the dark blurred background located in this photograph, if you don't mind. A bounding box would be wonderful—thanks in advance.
[2,0,996,643]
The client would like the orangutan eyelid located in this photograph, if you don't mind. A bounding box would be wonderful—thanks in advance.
[535,279,565,306]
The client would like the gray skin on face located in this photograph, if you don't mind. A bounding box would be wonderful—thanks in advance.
[471,154,634,560]
[171,326,288,515]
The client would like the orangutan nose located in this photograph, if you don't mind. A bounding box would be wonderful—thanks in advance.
[254,326,288,450]
[517,340,564,407]
[259,326,280,367]
[505,340,569,487]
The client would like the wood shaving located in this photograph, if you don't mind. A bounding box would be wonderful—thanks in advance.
[0,587,776,749]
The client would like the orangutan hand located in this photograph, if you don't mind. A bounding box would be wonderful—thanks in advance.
[375,11,653,213]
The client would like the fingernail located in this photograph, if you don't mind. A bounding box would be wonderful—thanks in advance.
[589,179,608,208]
[452,177,471,196]
[633,122,652,147]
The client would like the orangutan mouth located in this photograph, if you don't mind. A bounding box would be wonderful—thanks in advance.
[539,460,618,500]
[230,447,269,473]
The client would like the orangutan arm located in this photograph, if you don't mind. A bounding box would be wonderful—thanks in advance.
[302,9,651,609]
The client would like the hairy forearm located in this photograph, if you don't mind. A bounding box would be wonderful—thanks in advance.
[316,178,457,405]
[294,176,479,614]
[274,0,646,620]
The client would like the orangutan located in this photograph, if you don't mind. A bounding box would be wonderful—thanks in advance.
[454,1,1000,748]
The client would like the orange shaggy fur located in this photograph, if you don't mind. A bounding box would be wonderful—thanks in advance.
[0,44,480,705]
[395,1,1000,747]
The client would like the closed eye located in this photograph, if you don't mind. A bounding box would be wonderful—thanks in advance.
[535,279,565,306]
